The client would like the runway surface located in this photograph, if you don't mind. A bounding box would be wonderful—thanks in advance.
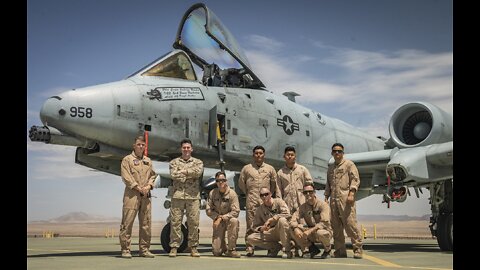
[27,237,453,270]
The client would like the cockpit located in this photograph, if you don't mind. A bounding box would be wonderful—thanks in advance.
[142,52,197,81]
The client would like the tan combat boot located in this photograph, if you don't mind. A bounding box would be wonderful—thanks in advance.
[169,247,177,258]
[353,249,363,259]
[140,250,155,258]
[226,249,241,258]
[191,247,200,257]
[121,250,132,259]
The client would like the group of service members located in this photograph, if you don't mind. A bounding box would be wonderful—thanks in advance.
[119,136,363,260]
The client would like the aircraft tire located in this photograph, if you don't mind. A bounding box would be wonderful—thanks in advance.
[160,222,188,253]
[436,213,453,251]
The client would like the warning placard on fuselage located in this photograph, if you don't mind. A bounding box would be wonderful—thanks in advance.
[146,87,205,101]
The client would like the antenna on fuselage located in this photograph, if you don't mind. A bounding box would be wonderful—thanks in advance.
[282,91,300,103]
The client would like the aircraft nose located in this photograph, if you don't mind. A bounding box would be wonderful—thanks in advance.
[39,96,64,126]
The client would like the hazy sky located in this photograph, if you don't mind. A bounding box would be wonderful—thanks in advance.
[27,0,452,222]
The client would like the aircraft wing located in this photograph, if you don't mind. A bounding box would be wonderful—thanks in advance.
[339,141,453,201]
[339,149,393,200]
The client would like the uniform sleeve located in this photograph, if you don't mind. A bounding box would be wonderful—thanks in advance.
[273,199,291,221]
[315,201,332,231]
[238,167,247,194]
[169,159,186,182]
[271,169,281,198]
[226,191,240,219]
[289,208,301,230]
[348,161,360,192]
[319,201,330,222]
[187,159,204,179]
[206,190,219,220]
[303,167,313,185]
[147,161,157,188]
[121,157,137,190]
[252,206,264,231]
[277,169,285,199]
[324,167,331,198]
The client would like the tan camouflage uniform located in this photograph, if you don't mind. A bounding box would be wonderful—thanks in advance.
[119,151,157,254]
[325,159,362,257]
[238,162,280,249]
[206,186,240,255]
[246,198,292,253]
[290,197,332,252]
[169,156,204,248]
[277,163,313,214]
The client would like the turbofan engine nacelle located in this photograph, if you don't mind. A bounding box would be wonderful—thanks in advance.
[389,102,452,148]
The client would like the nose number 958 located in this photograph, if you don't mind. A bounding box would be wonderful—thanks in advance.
[70,107,93,118]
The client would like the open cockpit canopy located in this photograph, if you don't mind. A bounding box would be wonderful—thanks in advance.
[173,3,265,89]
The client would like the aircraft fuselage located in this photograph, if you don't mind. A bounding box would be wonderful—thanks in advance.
[38,70,385,187]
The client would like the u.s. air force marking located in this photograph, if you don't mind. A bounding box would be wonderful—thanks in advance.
[277,115,299,135]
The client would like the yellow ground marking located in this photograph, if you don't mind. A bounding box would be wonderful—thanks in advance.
[361,252,402,267]
[357,251,452,270]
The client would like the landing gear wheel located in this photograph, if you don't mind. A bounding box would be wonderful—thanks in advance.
[160,223,188,253]
[436,213,453,251]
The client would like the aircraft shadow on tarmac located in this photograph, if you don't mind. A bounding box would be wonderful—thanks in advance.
[28,251,120,258]
[362,243,451,254]
[28,242,452,258]
[27,243,298,259]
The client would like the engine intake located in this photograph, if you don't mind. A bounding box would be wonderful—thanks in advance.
[389,102,452,148]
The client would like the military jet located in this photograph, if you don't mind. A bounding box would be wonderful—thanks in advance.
[29,3,453,252]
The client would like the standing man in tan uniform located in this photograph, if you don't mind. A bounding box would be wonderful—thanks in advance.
[277,146,313,256]
[206,171,241,258]
[238,145,281,256]
[290,184,332,259]
[168,139,204,257]
[119,135,157,258]
[278,146,314,213]
[324,143,363,259]
[246,187,293,259]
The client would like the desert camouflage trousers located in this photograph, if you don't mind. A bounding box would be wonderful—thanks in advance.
[170,198,200,248]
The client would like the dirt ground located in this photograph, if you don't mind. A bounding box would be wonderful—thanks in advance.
[27,219,432,239]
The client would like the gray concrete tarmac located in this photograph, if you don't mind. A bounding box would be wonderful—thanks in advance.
[27,237,452,270]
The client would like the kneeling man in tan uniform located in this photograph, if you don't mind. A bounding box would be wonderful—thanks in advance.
[206,171,241,258]
[246,187,293,259]
[290,183,332,259]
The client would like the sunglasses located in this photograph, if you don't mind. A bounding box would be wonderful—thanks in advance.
[260,192,270,197]
[332,150,344,154]
[303,190,315,195]
[215,179,227,183]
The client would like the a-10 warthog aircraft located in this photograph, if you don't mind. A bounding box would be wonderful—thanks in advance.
[29,3,452,252]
